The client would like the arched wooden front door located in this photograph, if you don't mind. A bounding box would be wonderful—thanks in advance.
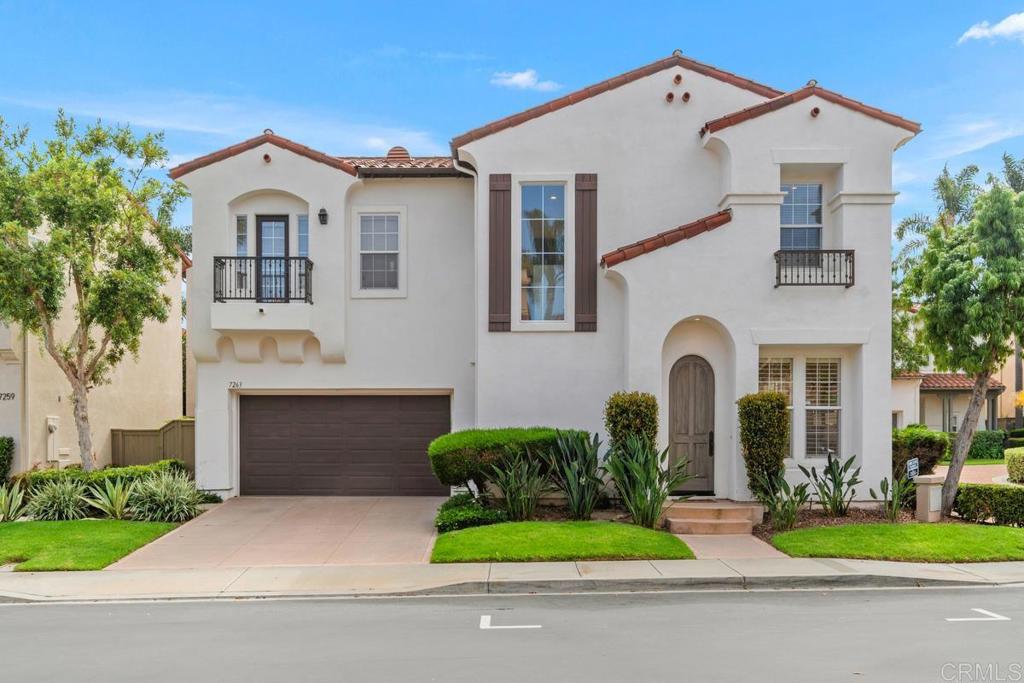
[669,355,715,494]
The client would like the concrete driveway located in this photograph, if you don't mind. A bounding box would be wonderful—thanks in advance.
[108,496,445,570]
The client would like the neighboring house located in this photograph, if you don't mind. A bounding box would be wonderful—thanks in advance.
[173,51,919,500]
[0,255,189,473]
[891,372,1004,432]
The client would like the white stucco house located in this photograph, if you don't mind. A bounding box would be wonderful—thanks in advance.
[172,51,920,500]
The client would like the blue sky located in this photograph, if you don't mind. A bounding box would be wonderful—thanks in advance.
[1,0,1022,229]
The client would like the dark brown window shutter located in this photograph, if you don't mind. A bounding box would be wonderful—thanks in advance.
[575,173,598,331]
[488,174,512,332]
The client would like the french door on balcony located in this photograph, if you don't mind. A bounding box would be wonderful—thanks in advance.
[256,215,289,302]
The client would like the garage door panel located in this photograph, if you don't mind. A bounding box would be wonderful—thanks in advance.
[240,395,450,495]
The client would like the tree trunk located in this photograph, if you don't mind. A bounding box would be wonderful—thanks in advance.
[940,372,990,516]
[70,381,96,472]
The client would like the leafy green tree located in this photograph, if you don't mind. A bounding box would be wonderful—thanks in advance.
[905,184,1024,515]
[891,297,928,376]
[893,164,980,275]
[0,112,186,471]
[998,153,1024,192]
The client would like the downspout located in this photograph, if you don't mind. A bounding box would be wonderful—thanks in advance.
[19,329,29,473]
[1015,339,1022,428]
[453,155,479,430]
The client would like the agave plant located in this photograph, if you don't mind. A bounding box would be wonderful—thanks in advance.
[604,434,692,529]
[130,470,203,522]
[542,430,605,521]
[0,483,28,522]
[27,478,89,521]
[86,479,136,520]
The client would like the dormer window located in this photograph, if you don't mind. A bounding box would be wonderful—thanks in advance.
[780,183,822,250]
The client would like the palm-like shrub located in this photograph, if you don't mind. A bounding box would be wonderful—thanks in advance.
[543,430,604,520]
[130,470,202,522]
[86,479,136,520]
[489,450,551,521]
[870,476,915,523]
[752,469,809,532]
[28,479,89,520]
[605,434,691,529]
[798,454,862,517]
[0,483,28,522]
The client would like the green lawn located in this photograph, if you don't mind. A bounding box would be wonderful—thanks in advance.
[772,523,1024,563]
[0,520,177,571]
[938,458,1005,466]
[431,521,694,563]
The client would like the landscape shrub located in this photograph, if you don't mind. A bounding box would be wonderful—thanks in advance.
[870,476,915,523]
[752,469,809,532]
[1007,448,1024,484]
[605,434,691,529]
[0,483,28,522]
[603,391,658,448]
[434,502,506,532]
[1009,428,1024,439]
[1005,437,1024,450]
[13,459,187,490]
[798,454,862,517]
[954,484,1024,527]
[892,426,948,475]
[428,428,574,491]
[438,492,476,513]
[86,479,136,520]
[542,430,604,521]
[967,430,1006,460]
[130,470,202,522]
[0,436,13,482]
[489,452,550,522]
[27,479,89,520]
[737,392,789,499]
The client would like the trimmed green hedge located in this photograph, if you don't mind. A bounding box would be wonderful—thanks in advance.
[428,428,579,490]
[892,426,948,476]
[1008,448,1024,484]
[433,493,506,532]
[1005,437,1024,450]
[968,430,1006,460]
[0,436,13,482]
[737,392,789,499]
[1009,428,1024,439]
[13,459,187,490]
[604,391,658,448]
[955,484,1024,527]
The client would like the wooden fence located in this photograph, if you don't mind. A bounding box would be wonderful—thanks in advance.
[111,418,195,471]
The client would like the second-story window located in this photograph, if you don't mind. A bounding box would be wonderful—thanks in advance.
[520,183,566,322]
[235,216,248,256]
[780,183,822,250]
[359,214,400,289]
[297,214,309,258]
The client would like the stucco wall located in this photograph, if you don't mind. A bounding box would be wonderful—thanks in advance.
[891,377,921,428]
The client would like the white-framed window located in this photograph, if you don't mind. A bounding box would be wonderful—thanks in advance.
[235,215,248,256]
[758,358,793,457]
[297,214,309,258]
[512,174,574,331]
[780,183,823,250]
[805,358,841,458]
[350,206,407,299]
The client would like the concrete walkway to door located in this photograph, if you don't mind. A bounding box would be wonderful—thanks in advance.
[108,496,445,570]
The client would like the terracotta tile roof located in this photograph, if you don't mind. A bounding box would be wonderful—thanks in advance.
[450,52,783,151]
[601,209,732,267]
[168,132,357,180]
[700,83,922,137]
[915,373,1004,391]
[339,155,461,176]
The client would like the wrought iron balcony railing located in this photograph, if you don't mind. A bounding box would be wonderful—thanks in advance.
[774,249,854,288]
[213,256,313,303]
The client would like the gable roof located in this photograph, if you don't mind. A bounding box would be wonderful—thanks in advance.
[168,132,358,180]
[450,52,784,151]
[601,209,732,267]
[700,83,922,137]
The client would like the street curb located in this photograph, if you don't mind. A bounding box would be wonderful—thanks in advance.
[0,573,1008,604]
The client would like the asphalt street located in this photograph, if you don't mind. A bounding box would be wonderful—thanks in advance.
[2,586,1023,682]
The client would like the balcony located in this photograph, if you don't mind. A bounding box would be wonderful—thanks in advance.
[774,250,854,288]
[213,256,313,303]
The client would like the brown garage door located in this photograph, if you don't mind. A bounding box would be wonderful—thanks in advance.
[239,395,450,495]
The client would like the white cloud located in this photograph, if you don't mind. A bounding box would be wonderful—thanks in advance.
[490,69,561,92]
[958,12,1024,44]
[0,90,447,156]
[926,116,1024,159]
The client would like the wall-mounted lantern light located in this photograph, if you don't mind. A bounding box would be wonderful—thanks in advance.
[317,208,328,225]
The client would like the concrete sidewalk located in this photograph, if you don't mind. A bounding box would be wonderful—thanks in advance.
[2,558,1024,603]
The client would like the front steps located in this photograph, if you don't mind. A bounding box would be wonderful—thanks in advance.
[663,500,763,535]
